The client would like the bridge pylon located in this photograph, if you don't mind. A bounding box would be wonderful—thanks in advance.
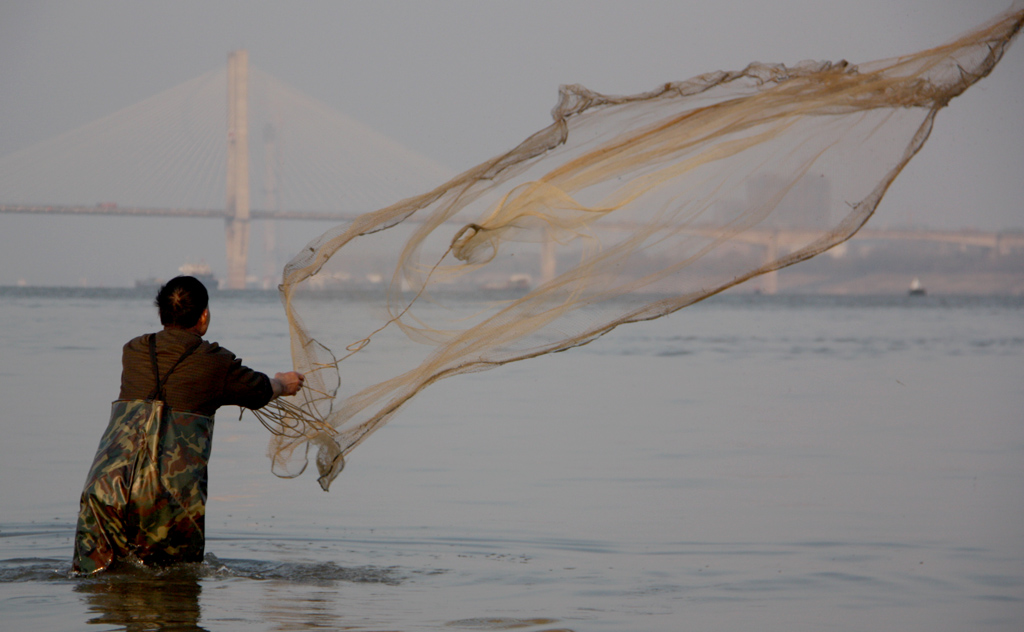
[224,50,250,290]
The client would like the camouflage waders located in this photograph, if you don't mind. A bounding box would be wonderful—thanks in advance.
[73,337,214,573]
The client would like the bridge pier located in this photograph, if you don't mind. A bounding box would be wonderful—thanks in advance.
[540,239,556,285]
[262,123,280,289]
[224,50,250,290]
[762,232,779,295]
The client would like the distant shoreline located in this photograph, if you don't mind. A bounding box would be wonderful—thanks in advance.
[0,285,282,300]
[739,270,1024,297]
[2,280,1022,302]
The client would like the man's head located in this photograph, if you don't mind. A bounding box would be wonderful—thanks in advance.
[156,276,209,330]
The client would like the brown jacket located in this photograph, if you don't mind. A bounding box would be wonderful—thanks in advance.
[118,329,273,416]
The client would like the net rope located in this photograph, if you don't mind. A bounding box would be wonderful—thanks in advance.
[261,4,1023,490]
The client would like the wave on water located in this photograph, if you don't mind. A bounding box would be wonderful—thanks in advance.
[0,558,71,582]
[445,618,571,631]
[0,554,403,585]
[202,554,402,584]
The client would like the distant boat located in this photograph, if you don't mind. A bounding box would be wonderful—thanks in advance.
[479,274,532,292]
[134,277,163,291]
[177,261,218,289]
[908,277,926,296]
[135,261,219,291]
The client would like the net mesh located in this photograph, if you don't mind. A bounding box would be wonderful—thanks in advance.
[256,4,1023,490]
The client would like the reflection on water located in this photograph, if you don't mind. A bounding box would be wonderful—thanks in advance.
[75,565,207,631]
[68,555,407,631]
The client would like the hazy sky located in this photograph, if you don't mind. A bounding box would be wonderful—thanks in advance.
[1,0,1021,286]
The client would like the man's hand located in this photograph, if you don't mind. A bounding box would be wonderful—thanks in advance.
[272,371,305,398]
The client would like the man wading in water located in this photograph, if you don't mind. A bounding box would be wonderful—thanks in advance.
[72,275,304,573]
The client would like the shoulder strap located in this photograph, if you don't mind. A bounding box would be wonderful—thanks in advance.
[147,333,202,401]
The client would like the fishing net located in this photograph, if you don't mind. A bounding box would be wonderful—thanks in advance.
[254,4,1023,490]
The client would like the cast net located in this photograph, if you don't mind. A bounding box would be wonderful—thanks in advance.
[253,4,1023,490]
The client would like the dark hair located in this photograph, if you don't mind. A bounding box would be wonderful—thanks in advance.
[155,276,209,328]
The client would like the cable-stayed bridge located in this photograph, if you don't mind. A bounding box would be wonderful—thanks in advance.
[0,51,453,288]
[0,51,1020,291]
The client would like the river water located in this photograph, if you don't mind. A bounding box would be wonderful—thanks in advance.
[1,288,1021,631]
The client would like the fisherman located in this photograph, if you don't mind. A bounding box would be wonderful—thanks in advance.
[72,275,304,573]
